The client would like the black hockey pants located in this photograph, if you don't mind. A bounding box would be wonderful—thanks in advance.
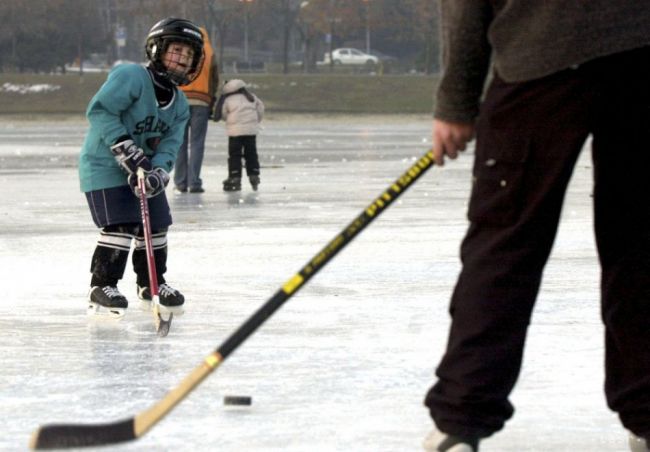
[425,46,650,440]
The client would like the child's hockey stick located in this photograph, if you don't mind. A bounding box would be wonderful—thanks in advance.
[137,169,172,337]
[29,150,436,450]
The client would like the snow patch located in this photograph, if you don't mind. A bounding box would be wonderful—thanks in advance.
[1,83,61,94]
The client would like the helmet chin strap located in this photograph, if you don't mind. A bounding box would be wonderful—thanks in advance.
[167,67,190,86]
[147,65,175,89]
[146,59,186,87]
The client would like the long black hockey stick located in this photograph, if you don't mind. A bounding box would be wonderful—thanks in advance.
[29,149,436,449]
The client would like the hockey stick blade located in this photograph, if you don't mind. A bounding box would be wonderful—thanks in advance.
[29,150,436,449]
[30,419,135,449]
[156,310,172,337]
[31,352,222,449]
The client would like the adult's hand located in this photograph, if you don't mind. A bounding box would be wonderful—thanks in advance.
[431,119,475,166]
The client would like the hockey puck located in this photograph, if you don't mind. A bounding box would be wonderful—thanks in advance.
[223,395,252,406]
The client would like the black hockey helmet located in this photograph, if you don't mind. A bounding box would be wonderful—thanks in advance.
[145,18,204,86]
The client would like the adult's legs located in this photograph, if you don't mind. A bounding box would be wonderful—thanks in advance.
[591,47,650,440]
[425,69,593,438]
[187,105,210,190]
[174,119,191,190]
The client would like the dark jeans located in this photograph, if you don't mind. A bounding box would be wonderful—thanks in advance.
[174,105,209,190]
[425,46,650,439]
[227,135,260,178]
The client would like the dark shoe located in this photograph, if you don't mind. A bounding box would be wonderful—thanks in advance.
[189,186,205,193]
[249,175,260,191]
[423,428,478,452]
[630,433,650,452]
[223,177,241,192]
[175,185,187,193]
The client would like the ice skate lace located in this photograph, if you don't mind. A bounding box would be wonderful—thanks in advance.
[102,286,124,298]
[158,284,177,297]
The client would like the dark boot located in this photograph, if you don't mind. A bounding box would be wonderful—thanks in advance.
[223,177,241,192]
[249,175,260,191]
[630,434,650,452]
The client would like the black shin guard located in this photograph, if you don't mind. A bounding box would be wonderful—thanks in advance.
[133,228,168,287]
[90,224,138,287]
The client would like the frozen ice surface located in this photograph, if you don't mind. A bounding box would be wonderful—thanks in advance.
[0,116,629,451]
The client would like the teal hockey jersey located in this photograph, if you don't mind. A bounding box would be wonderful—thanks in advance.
[79,64,189,192]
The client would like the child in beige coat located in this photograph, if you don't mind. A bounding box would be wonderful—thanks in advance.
[213,79,264,191]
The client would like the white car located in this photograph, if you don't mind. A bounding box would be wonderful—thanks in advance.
[324,48,379,65]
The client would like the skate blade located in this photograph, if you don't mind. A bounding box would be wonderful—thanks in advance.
[143,298,184,317]
[87,302,126,320]
[158,304,185,317]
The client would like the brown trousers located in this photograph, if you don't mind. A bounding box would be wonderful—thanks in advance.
[425,46,650,439]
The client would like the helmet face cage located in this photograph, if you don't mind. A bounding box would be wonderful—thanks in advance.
[145,18,204,86]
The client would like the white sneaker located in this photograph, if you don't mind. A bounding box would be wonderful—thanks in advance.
[630,433,650,452]
[423,427,478,452]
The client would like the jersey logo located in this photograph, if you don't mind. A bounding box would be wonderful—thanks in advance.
[133,116,170,135]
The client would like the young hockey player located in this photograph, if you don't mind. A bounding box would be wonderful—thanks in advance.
[213,79,264,192]
[79,18,204,317]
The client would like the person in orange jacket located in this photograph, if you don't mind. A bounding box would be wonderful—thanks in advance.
[174,26,219,193]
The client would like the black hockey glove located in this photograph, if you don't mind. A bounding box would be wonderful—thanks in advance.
[128,168,170,199]
[110,138,152,175]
